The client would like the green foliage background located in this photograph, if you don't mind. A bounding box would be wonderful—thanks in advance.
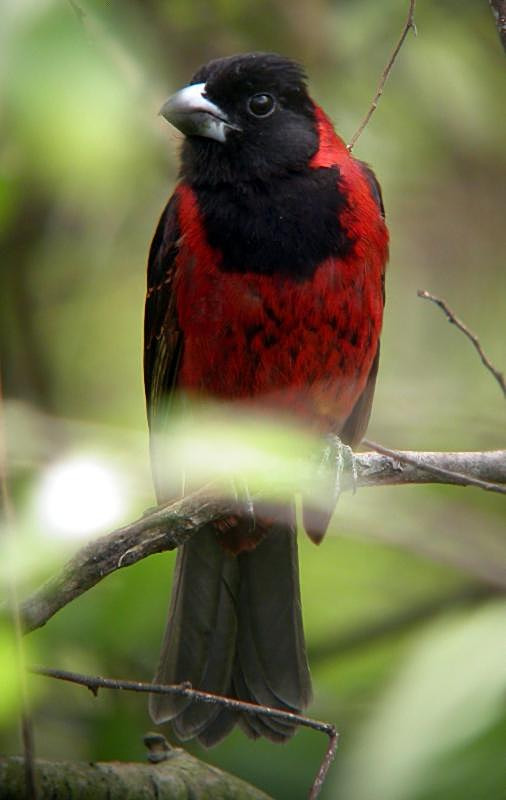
[1,1,505,798]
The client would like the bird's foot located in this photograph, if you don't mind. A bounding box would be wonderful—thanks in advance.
[317,434,357,504]
[231,476,256,533]
[303,434,357,544]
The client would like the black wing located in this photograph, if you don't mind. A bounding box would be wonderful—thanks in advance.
[303,162,386,537]
[144,193,182,432]
[358,160,385,219]
[340,161,386,446]
[340,346,380,447]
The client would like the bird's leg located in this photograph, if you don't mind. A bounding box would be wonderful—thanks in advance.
[318,434,357,504]
[231,475,256,532]
[303,434,358,544]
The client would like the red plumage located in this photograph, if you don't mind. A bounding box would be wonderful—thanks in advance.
[173,108,387,433]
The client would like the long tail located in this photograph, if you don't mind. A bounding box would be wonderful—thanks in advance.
[149,516,312,746]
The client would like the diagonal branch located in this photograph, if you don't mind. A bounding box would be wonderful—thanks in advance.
[348,0,417,151]
[418,289,506,398]
[489,0,506,51]
[7,449,506,637]
[31,666,337,800]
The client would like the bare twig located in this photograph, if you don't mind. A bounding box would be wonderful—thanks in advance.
[32,666,337,800]
[418,290,506,398]
[67,0,85,23]
[66,0,163,112]
[348,0,417,151]
[362,441,506,494]
[9,449,506,636]
[0,369,37,800]
[309,729,339,800]
[489,0,506,51]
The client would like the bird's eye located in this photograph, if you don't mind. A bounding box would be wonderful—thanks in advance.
[247,93,276,117]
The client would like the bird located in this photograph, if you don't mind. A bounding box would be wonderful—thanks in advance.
[144,52,388,746]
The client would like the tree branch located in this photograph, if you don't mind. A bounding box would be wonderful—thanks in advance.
[0,747,271,800]
[418,289,506,398]
[489,0,506,51]
[347,0,417,151]
[362,442,506,494]
[7,449,505,637]
[30,667,337,800]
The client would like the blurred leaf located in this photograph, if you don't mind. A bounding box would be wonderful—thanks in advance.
[336,601,506,800]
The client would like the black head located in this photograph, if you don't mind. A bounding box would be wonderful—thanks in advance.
[160,53,318,185]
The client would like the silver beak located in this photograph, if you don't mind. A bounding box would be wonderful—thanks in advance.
[159,82,240,143]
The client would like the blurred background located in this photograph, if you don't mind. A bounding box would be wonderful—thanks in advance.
[1,0,505,798]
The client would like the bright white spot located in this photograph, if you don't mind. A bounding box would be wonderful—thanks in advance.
[36,455,126,539]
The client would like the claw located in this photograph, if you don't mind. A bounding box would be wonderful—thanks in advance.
[325,434,357,501]
[231,476,256,533]
[303,434,357,544]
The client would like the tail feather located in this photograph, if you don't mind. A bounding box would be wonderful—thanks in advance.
[149,527,238,733]
[232,522,311,742]
[233,666,299,741]
[171,559,239,740]
[149,510,311,746]
[236,522,312,711]
[197,707,239,748]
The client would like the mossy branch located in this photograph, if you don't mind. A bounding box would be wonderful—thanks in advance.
[0,749,272,800]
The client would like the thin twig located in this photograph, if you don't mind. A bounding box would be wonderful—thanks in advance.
[489,0,506,51]
[0,369,37,799]
[8,449,506,636]
[65,0,164,112]
[348,0,417,151]
[309,729,339,800]
[67,0,85,23]
[362,441,506,495]
[418,289,506,398]
[32,666,337,800]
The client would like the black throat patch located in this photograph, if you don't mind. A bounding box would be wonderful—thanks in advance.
[191,166,353,279]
